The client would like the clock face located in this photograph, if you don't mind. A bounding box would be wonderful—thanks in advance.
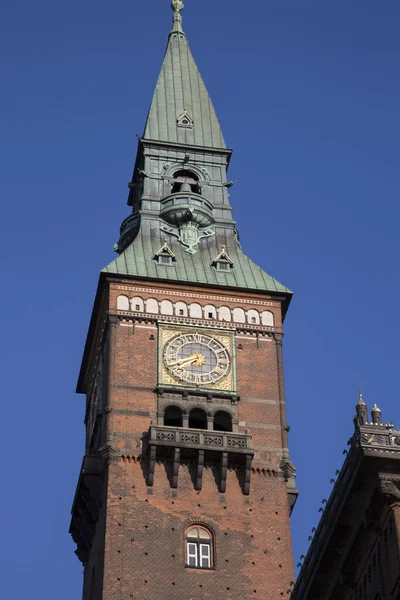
[162,331,231,387]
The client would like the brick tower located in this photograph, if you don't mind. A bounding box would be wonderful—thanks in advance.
[70,3,297,599]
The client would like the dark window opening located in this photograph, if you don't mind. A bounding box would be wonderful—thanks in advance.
[172,170,201,194]
[159,255,173,265]
[251,317,256,323]
[208,312,214,319]
[164,406,183,428]
[135,304,140,311]
[213,411,233,432]
[179,309,184,316]
[189,408,208,430]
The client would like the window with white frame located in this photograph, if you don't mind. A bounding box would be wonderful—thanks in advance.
[185,526,213,569]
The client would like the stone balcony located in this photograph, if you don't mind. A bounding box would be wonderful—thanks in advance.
[149,425,252,453]
[147,425,254,495]
[159,192,214,227]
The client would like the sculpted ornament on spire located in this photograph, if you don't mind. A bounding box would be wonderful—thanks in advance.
[171,0,185,35]
[172,0,184,11]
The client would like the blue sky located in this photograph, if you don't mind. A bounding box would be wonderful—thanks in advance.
[1,1,400,597]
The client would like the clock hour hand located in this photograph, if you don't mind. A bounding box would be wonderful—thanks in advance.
[167,355,199,368]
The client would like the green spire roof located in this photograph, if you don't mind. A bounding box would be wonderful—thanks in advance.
[103,226,291,295]
[102,2,292,304]
[143,2,226,149]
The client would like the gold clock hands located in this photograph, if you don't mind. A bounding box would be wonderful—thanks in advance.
[367,435,375,444]
[168,353,203,368]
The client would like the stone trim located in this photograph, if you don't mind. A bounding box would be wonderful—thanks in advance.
[115,284,278,306]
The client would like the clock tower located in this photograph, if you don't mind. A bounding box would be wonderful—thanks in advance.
[70,2,297,599]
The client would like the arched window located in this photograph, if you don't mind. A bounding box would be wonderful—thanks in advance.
[247,309,260,324]
[218,306,231,322]
[186,525,213,569]
[172,170,200,194]
[164,406,183,427]
[160,300,173,315]
[213,411,232,432]
[189,303,202,318]
[117,295,129,310]
[175,301,188,317]
[204,304,216,319]
[261,310,274,326]
[131,296,144,312]
[146,298,159,314]
[189,408,207,430]
[232,307,246,323]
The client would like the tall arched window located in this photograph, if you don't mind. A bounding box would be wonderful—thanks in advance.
[185,525,213,569]
[189,408,207,430]
[164,406,183,427]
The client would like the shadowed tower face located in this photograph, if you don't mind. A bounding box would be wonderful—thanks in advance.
[70,3,297,599]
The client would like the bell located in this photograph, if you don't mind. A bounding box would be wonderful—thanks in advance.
[180,182,192,192]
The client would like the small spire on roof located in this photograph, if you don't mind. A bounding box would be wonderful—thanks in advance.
[371,403,382,425]
[171,0,185,35]
[355,391,368,427]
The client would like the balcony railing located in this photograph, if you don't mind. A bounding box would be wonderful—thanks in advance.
[149,425,252,454]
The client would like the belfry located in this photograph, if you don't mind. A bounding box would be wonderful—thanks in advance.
[70,2,298,598]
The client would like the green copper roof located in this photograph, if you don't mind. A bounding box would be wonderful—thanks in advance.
[103,221,291,295]
[103,3,292,299]
[143,5,226,149]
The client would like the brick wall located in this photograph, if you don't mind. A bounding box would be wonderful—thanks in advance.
[82,278,295,599]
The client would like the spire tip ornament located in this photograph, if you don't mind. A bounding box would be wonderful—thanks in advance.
[171,0,184,12]
[170,0,185,36]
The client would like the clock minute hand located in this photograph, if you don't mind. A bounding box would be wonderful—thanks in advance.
[168,355,198,368]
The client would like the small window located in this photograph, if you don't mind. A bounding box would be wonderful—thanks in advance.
[179,309,184,316]
[208,312,214,319]
[216,262,230,271]
[251,317,256,323]
[159,255,173,265]
[186,526,213,569]
[135,304,140,311]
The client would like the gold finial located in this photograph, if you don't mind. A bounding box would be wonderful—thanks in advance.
[371,403,381,413]
[172,0,184,12]
[357,393,365,405]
